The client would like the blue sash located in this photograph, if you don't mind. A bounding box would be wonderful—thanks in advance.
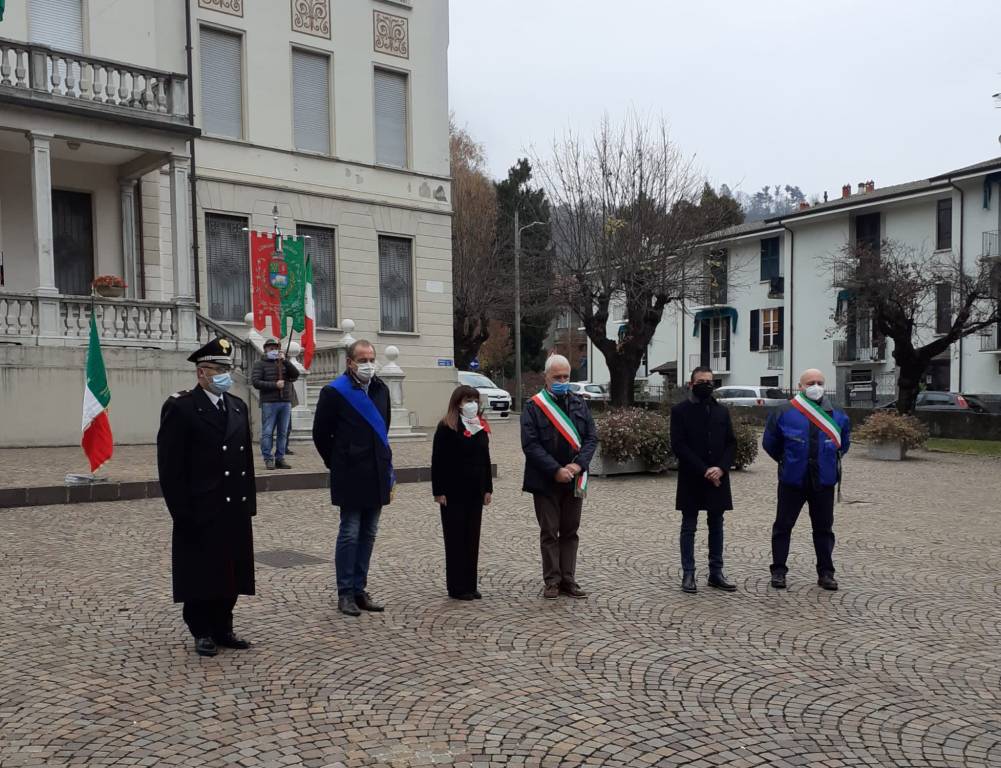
[329,374,395,493]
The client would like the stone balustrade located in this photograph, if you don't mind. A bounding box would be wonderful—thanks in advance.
[0,293,40,340]
[0,37,188,121]
[59,296,178,344]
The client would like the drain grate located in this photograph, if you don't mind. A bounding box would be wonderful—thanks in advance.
[255,549,329,568]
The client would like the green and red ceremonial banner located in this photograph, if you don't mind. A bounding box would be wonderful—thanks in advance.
[81,311,113,472]
[250,232,307,338]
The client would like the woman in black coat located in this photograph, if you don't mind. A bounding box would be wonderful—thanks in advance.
[431,384,493,600]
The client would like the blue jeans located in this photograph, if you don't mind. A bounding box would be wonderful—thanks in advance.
[261,401,291,460]
[335,507,381,597]
[680,509,725,576]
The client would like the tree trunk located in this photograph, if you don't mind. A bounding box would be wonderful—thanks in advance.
[607,358,637,407]
[895,363,924,414]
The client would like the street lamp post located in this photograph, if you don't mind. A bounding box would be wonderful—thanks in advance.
[513,210,546,410]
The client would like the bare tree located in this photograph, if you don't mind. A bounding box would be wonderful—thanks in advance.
[830,238,1001,413]
[450,122,504,369]
[535,113,735,406]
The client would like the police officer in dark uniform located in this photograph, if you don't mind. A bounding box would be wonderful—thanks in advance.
[157,337,257,657]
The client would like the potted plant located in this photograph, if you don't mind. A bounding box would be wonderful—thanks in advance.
[92,275,127,298]
[856,410,928,461]
[592,407,672,476]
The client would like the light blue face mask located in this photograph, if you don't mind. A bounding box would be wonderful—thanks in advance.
[550,382,571,395]
[210,372,233,394]
[266,350,279,361]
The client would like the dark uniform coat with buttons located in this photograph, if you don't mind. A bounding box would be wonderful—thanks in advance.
[669,395,737,512]
[157,387,256,603]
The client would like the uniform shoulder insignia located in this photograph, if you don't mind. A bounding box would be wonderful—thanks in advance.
[170,390,192,399]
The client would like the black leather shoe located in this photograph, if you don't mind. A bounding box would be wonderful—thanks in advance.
[472,590,482,600]
[449,593,475,601]
[213,632,251,649]
[681,573,697,593]
[559,583,588,599]
[285,447,295,456]
[708,573,737,592]
[770,573,787,589]
[355,591,385,612]
[275,459,292,470]
[818,573,839,591]
[194,637,218,657]
[338,596,361,616]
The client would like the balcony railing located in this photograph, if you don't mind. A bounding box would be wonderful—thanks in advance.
[833,339,886,363]
[767,348,784,370]
[0,37,188,122]
[0,293,183,348]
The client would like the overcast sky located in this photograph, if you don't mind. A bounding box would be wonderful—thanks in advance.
[448,0,1001,198]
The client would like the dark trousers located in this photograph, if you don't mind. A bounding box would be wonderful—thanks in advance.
[335,506,381,597]
[182,597,237,639]
[440,499,483,597]
[679,509,725,576]
[771,483,836,577]
[533,484,583,587]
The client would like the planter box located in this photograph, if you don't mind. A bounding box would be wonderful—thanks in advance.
[589,446,674,477]
[867,440,907,461]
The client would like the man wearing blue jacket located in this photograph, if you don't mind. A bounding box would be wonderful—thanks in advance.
[762,368,851,591]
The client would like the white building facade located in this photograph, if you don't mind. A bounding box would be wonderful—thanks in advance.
[589,157,1001,404]
[0,0,453,445]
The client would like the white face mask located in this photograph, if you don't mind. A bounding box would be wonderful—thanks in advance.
[354,362,377,382]
[804,384,825,402]
[460,401,480,419]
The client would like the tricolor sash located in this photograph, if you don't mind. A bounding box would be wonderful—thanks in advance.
[790,392,842,449]
[330,374,395,494]
[531,389,588,498]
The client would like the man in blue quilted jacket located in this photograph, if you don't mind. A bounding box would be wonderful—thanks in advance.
[763,368,851,591]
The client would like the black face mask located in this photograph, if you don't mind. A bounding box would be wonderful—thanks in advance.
[693,382,714,400]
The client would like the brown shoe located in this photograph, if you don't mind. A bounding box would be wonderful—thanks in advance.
[559,582,588,599]
[543,584,560,600]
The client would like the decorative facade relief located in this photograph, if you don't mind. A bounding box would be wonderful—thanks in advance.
[374,10,409,59]
[291,0,331,39]
[198,0,243,17]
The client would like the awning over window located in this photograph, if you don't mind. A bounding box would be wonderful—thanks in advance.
[650,360,677,375]
[692,307,738,336]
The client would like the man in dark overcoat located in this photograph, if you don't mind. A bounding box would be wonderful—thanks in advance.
[669,366,737,594]
[312,339,392,617]
[157,337,256,657]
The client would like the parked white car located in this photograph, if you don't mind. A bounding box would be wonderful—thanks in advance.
[713,385,788,407]
[457,371,513,418]
[569,382,609,401]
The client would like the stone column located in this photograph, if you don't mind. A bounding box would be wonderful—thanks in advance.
[169,155,196,346]
[379,345,425,442]
[120,179,138,299]
[30,132,60,342]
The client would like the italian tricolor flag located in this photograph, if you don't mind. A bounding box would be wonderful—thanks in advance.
[81,311,113,472]
[302,256,316,369]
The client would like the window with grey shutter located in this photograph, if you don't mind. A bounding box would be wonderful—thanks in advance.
[29,0,83,95]
[29,0,83,51]
[297,224,336,327]
[378,235,414,332]
[374,69,408,167]
[205,213,249,322]
[292,50,330,154]
[200,28,243,139]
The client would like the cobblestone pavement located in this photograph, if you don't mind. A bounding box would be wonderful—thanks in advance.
[1,420,1000,767]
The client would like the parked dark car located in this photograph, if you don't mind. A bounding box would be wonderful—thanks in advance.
[879,392,989,413]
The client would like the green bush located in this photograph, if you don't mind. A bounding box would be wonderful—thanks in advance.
[595,408,672,470]
[731,416,759,470]
[856,411,928,450]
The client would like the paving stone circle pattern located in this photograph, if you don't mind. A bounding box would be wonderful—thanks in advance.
[1,420,999,767]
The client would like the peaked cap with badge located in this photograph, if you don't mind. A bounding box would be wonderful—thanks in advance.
[187,336,235,366]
